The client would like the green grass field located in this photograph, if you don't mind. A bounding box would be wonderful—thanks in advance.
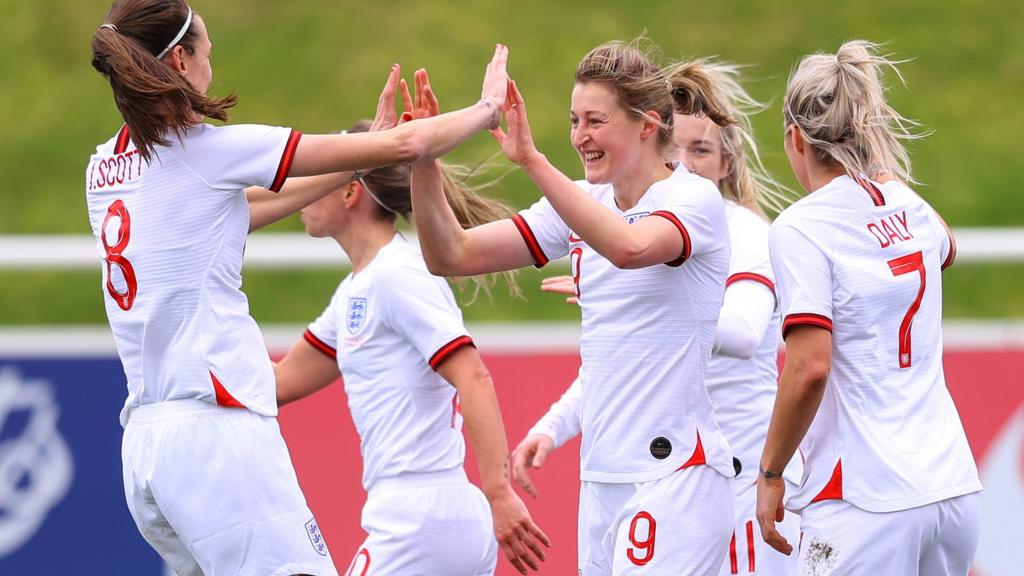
[3,0,1022,323]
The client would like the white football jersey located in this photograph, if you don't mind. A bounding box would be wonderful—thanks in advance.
[305,234,472,490]
[85,124,302,426]
[515,165,734,483]
[770,174,980,512]
[704,201,797,486]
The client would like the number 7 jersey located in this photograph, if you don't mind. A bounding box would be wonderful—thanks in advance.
[769,174,981,513]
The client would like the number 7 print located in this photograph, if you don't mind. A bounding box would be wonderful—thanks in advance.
[887,251,925,369]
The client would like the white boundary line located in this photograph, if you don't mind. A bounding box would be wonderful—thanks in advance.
[1,321,1023,358]
[3,228,1024,269]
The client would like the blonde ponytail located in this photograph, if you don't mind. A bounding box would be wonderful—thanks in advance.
[784,40,927,184]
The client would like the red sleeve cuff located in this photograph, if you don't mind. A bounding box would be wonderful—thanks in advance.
[303,329,337,360]
[269,129,302,193]
[649,210,691,267]
[511,214,550,268]
[782,313,833,340]
[429,335,476,371]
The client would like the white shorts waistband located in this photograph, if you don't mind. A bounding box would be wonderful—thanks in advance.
[368,467,469,495]
[126,399,243,423]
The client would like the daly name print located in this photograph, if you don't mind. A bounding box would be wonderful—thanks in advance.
[347,298,367,335]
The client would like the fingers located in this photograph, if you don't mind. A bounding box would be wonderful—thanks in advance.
[760,520,793,555]
[500,525,547,574]
[399,78,413,119]
[370,63,401,131]
[511,446,538,497]
[531,441,551,468]
[423,84,440,117]
[540,275,576,296]
[511,79,526,110]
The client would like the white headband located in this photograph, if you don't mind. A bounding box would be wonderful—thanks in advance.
[156,5,193,60]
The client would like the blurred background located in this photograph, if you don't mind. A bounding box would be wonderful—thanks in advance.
[1,0,1022,574]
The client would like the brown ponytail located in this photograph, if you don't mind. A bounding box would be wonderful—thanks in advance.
[91,0,236,162]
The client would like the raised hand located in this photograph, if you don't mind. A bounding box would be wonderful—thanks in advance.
[490,79,540,167]
[540,274,578,304]
[511,433,555,498]
[488,485,551,574]
[480,44,510,129]
[369,63,402,132]
[399,68,441,123]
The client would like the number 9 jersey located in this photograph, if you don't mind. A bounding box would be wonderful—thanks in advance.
[769,174,981,514]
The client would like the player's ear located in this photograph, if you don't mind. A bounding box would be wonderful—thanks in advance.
[166,45,187,74]
[343,181,362,209]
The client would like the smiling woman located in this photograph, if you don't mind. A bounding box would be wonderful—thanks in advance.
[409,37,741,575]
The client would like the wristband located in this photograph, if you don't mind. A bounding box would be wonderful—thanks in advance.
[759,465,784,480]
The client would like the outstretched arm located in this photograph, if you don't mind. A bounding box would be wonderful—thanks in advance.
[492,81,685,269]
[410,159,535,276]
[437,346,550,574]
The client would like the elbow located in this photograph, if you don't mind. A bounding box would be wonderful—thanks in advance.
[607,242,646,270]
[422,251,459,277]
[792,358,830,395]
[731,333,761,359]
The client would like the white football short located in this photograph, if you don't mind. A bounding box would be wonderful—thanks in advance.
[122,399,338,576]
[718,479,800,575]
[578,464,734,576]
[796,492,981,575]
[343,467,498,576]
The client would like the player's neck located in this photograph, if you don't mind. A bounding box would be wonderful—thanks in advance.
[807,162,847,193]
[612,153,673,211]
[337,222,398,273]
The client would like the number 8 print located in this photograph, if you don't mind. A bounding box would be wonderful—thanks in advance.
[626,511,656,566]
[102,199,137,311]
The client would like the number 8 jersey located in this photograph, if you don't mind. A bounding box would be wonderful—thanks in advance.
[85,124,301,426]
[769,174,981,513]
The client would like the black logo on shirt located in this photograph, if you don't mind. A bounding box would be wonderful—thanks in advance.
[650,437,672,459]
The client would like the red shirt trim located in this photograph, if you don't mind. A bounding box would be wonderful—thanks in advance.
[428,335,476,371]
[649,210,691,267]
[810,459,843,503]
[726,272,775,293]
[303,329,337,360]
[210,371,246,408]
[269,129,302,192]
[511,214,550,268]
[852,174,885,207]
[782,313,833,340]
[939,217,957,271]
[114,124,131,154]
[678,429,707,469]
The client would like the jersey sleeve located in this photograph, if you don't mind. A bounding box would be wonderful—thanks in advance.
[528,376,582,448]
[513,195,572,268]
[649,180,729,267]
[929,209,957,271]
[305,286,343,360]
[769,216,834,339]
[379,265,475,371]
[183,124,302,192]
[724,209,776,297]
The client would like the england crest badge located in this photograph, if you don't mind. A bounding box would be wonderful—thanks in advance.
[347,297,367,334]
[305,517,328,556]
